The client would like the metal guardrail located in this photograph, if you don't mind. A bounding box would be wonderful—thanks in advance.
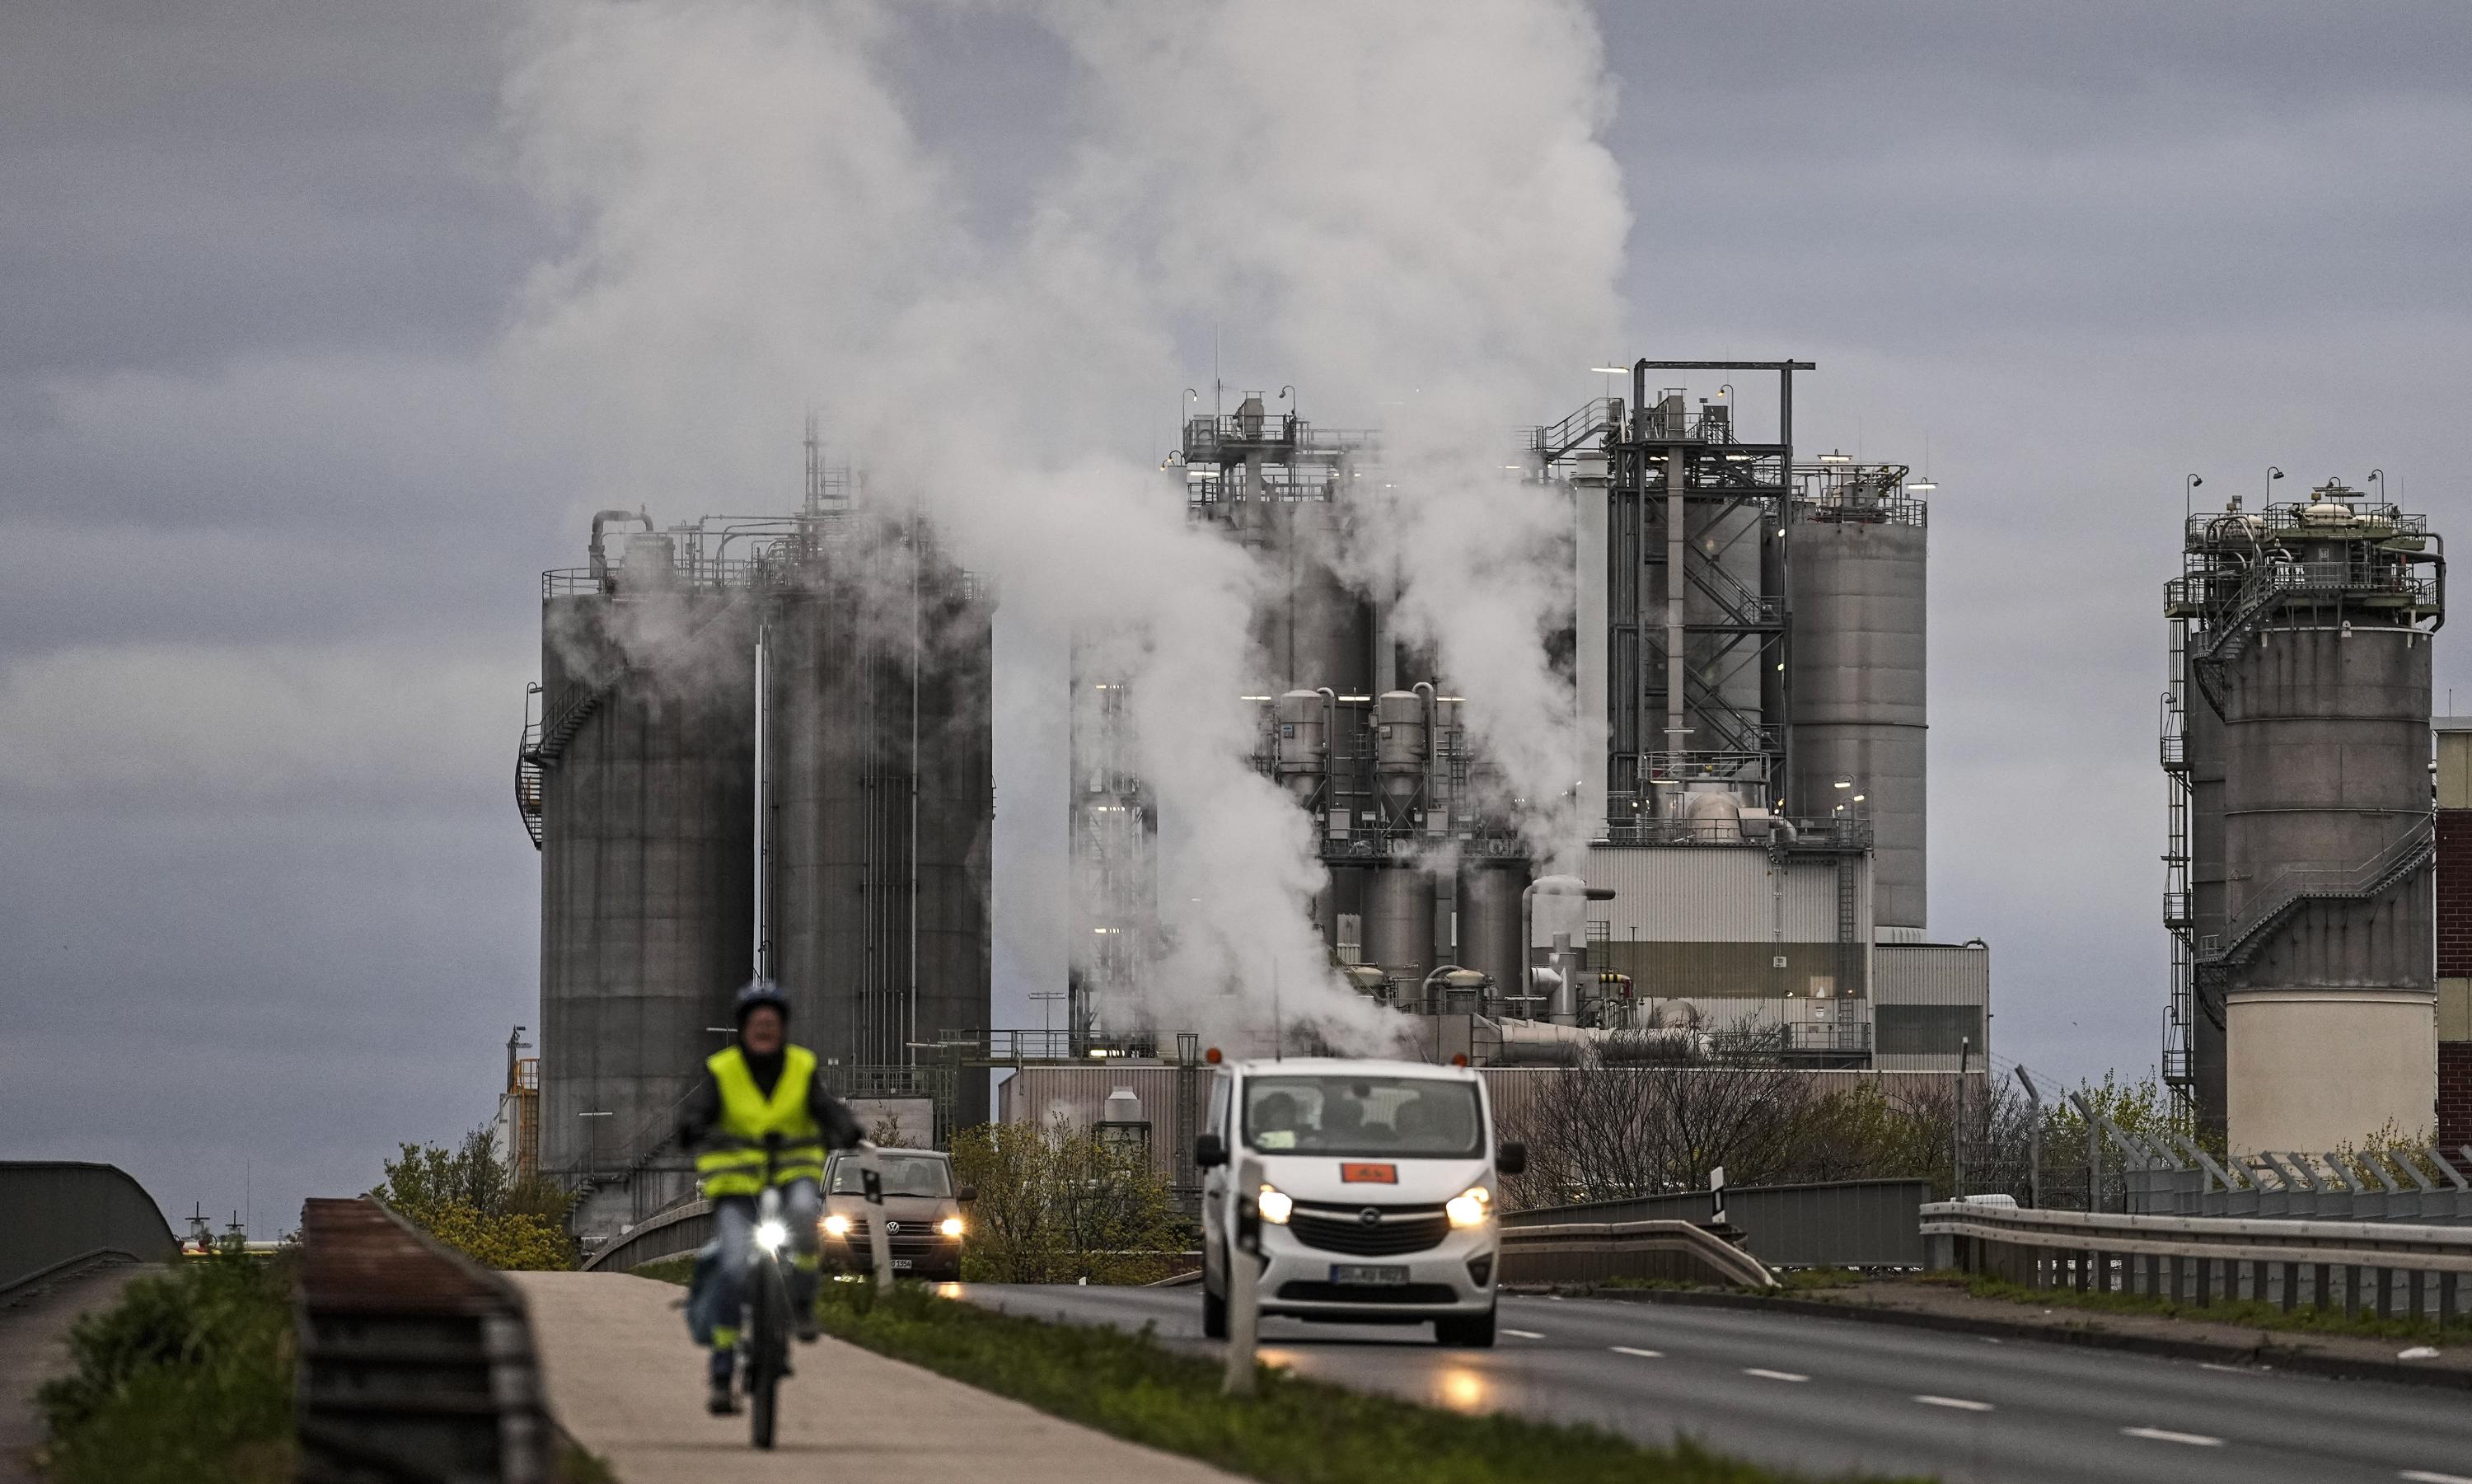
[583,1200,714,1274]
[1505,1178,1931,1269]
[296,1198,554,1484]
[0,1161,180,1297]
[1498,1218,1776,1290]
[1921,1201,2470,1326]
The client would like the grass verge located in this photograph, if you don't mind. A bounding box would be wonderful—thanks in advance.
[1926,1270,2472,1345]
[35,1253,296,1484]
[787,1280,1918,1484]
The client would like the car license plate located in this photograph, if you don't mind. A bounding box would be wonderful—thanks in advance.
[1330,1264,1407,1285]
[891,1258,912,1271]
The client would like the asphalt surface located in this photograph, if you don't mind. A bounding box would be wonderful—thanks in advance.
[962,1283,2472,1484]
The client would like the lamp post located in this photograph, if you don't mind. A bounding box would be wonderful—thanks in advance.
[2367,468,2385,501]
[2267,465,2285,503]
[2184,473,2203,525]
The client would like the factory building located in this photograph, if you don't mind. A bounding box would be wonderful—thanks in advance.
[2440,717,2472,1146]
[520,441,993,1241]
[1056,363,1987,1076]
[2161,479,2444,1153]
[1541,360,1987,1071]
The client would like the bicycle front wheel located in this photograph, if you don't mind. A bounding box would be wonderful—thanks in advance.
[747,1255,790,1449]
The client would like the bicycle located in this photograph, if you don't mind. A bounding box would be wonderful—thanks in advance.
[738,1132,796,1450]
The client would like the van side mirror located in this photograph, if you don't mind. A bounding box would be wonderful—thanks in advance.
[1496,1141,1528,1177]
[1194,1134,1227,1169]
[957,1185,978,1203]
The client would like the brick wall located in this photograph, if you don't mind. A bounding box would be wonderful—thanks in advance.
[2443,810,2472,981]
[2443,1042,2472,1147]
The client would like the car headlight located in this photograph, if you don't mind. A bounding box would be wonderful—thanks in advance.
[939,1216,964,1238]
[754,1219,790,1252]
[822,1214,852,1237]
[1446,1187,1491,1229]
[1256,1186,1293,1224]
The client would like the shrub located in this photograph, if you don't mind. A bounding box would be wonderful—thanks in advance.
[37,1252,295,1484]
[370,1126,578,1271]
[948,1121,1184,1284]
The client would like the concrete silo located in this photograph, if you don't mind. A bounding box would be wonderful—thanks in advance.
[531,519,756,1227]
[1787,466,1928,932]
[766,511,993,1131]
[2170,480,2444,1152]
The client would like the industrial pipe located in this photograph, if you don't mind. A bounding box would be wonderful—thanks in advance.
[588,508,653,583]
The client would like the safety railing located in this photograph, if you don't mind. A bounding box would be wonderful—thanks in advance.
[1496,1217,1776,1290]
[1921,1201,2472,1327]
[2199,816,2436,971]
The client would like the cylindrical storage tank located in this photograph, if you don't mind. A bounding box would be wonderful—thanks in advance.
[1455,856,1532,1004]
[1788,501,1927,928]
[1274,690,1325,803]
[767,518,994,1130]
[1364,864,1435,987]
[2184,689,2229,1144]
[2220,621,2434,1154]
[1683,787,1744,844]
[1374,691,1426,815]
[537,582,756,1232]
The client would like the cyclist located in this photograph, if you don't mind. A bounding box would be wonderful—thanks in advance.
[677,980,866,1415]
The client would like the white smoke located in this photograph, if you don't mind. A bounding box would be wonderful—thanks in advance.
[498,0,1631,1046]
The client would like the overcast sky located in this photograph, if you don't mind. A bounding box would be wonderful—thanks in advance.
[4,2,2466,1235]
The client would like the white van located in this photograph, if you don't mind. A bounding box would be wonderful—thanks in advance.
[1195,1056,1524,1347]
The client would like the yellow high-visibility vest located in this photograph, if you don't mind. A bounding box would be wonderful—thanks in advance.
[695,1045,826,1198]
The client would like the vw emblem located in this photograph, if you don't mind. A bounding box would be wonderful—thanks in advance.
[885,1220,902,1234]
[1357,1208,1380,1228]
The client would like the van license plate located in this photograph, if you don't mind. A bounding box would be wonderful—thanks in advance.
[891,1259,912,1271]
[1330,1264,1407,1285]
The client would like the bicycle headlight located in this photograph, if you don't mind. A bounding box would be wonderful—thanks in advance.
[1446,1187,1491,1229]
[754,1219,790,1252]
[822,1214,852,1238]
[1256,1186,1293,1224]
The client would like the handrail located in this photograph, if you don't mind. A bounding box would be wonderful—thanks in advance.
[1921,1201,2472,1272]
[2200,816,2436,970]
[583,1199,714,1273]
[1498,1216,1776,1290]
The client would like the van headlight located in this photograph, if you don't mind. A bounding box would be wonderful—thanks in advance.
[1256,1186,1293,1224]
[822,1214,852,1237]
[939,1216,964,1238]
[1446,1187,1491,1229]
[754,1219,790,1252]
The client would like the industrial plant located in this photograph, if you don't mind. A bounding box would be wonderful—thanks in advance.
[511,364,2455,1233]
[517,433,993,1241]
[1029,359,1995,1164]
[2162,475,2446,1154]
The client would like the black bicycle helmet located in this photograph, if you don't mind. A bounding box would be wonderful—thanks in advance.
[733,978,790,1025]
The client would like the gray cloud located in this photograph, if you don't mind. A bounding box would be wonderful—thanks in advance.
[2,1,2465,1234]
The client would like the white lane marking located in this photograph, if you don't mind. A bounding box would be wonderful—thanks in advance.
[2198,1362,2249,1374]
[2400,1472,2472,1484]
[2122,1427,2225,1448]
[1501,1328,1547,1339]
[1913,1395,1994,1412]
[1744,1368,1810,1383]
[1609,1346,1664,1359]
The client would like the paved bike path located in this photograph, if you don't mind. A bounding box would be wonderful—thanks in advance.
[510,1272,1240,1483]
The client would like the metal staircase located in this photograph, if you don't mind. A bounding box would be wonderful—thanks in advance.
[2196,818,2437,976]
[515,683,545,850]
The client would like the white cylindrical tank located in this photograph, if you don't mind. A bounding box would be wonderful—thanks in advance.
[1374,691,1426,816]
[1273,690,1325,803]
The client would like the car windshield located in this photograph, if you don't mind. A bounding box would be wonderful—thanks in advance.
[1242,1074,1483,1158]
[826,1154,952,1198]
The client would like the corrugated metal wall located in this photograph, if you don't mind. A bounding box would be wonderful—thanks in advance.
[1872,943,1989,1070]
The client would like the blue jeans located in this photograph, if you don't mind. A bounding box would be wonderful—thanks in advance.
[708,1178,822,1366]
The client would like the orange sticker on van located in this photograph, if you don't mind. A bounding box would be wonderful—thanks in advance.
[1341,1163,1397,1183]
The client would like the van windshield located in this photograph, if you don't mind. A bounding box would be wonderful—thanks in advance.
[827,1155,952,1198]
[1242,1075,1483,1159]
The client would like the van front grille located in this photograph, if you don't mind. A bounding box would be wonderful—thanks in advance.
[1286,1203,1450,1257]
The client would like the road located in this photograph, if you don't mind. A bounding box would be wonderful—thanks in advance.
[962,1284,2472,1484]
